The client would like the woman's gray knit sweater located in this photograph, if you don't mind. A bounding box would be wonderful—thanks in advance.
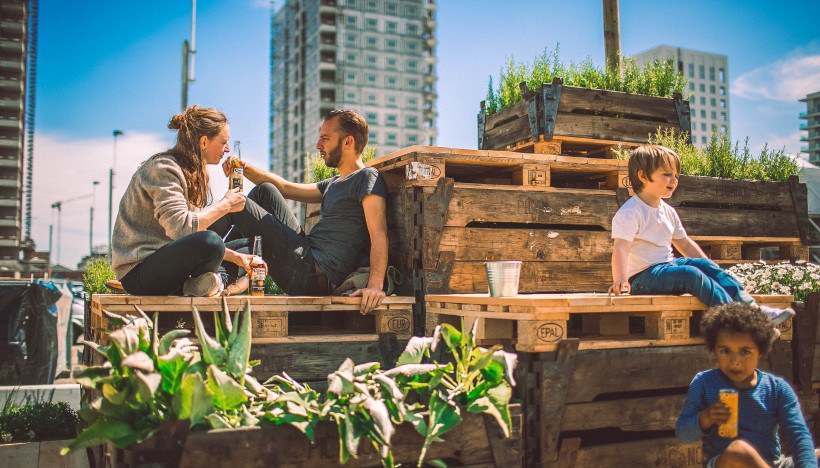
[112,152,201,279]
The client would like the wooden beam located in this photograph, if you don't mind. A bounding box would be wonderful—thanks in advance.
[602,0,622,77]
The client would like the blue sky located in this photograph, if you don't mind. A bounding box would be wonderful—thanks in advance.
[33,0,820,268]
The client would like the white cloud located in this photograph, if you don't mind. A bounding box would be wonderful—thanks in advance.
[732,45,820,102]
[251,0,272,9]
[31,131,169,269]
[759,130,804,156]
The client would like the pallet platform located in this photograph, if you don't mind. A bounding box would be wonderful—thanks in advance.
[505,134,639,159]
[425,293,794,352]
[90,295,415,345]
[369,145,629,191]
[691,236,809,263]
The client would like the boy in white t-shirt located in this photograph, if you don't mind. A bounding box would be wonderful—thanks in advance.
[609,145,794,324]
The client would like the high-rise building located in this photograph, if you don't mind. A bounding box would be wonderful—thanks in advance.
[633,45,730,147]
[800,91,820,165]
[0,0,33,275]
[270,0,437,183]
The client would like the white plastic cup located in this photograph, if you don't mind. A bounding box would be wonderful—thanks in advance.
[485,261,522,297]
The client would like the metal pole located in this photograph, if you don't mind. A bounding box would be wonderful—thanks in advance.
[90,180,98,257]
[47,224,52,278]
[181,0,197,111]
[108,131,123,261]
[181,40,189,111]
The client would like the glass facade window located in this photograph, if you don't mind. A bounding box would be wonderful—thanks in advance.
[386,39,397,50]
[366,112,378,123]
[367,94,377,104]
[721,125,727,133]
[701,123,706,131]
[711,111,717,119]
[386,21,397,33]
[699,84,705,92]
[699,65,704,79]
[407,24,418,34]
[406,60,418,71]
[710,85,716,93]
[719,68,725,82]
[387,133,397,143]
[407,78,418,87]
[387,95,397,107]
[720,112,726,122]
[386,76,397,87]
[688,63,694,78]
[385,3,397,14]
[367,55,377,66]
[720,87,726,96]
[366,18,377,29]
[366,1,378,11]
[367,37,377,47]
[710,98,716,106]
[709,67,715,80]
[346,16,356,27]
[406,5,418,16]
[367,74,377,84]
[701,110,706,118]
[700,97,706,105]
[407,134,418,145]
[702,136,707,144]
[387,58,397,69]
[407,116,418,128]
[720,100,726,109]
[689,83,695,91]
[386,114,397,126]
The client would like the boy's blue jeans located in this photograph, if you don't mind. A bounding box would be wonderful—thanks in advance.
[630,258,754,307]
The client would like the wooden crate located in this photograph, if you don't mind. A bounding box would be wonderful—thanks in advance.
[89,295,414,345]
[513,340,794,466]
[105,404,522,468]
[425,293,795,352]
[478,78,691,152]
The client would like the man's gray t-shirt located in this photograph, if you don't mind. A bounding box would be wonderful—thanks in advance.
[308,167,387,287]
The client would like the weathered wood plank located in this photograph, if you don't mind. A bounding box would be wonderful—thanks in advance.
[678,207,800,238]
[445,185,617,229]
[447,261,612,293]
[669,176,795,210]
[561,394,684,432]
[565,437,703,468]
[438,228,612,262]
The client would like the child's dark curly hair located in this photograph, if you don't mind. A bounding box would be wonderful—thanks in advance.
[701,302,776,355]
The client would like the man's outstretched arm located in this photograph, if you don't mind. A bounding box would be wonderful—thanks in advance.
[350,193,388,314]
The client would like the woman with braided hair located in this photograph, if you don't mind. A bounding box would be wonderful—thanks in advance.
[111,105,254,296]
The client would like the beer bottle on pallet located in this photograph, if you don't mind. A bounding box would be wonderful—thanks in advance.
[250,236,266,296]
[229,140,244,192]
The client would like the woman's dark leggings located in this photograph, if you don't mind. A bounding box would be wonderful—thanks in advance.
[119,230,224,295]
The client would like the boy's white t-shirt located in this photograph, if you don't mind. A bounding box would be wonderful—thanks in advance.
[611,195,687,278]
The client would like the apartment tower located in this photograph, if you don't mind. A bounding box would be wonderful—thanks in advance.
[634,45,729,147]
[270,0,438,183]
[800,91,820,165]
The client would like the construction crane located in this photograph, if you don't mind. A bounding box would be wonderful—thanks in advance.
[50,192,94,267]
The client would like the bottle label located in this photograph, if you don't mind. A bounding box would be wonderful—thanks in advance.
[251,266,266,294]
[230,167,244,191]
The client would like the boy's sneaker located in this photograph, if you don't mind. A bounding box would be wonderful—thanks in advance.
[757,305,796,326]
[182,272,224,297]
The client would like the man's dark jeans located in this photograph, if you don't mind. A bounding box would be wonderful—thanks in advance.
[216,183,321,295]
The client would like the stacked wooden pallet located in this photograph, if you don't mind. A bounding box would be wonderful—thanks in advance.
[89,294,414,384]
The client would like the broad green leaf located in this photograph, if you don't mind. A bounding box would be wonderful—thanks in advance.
[241,405,259,426]
[492,349,518,386]
[243,373,266,396]
[469,345,502,374]
[353,361,380,376]
[109,325,140,356]
[135,371,161,404]
[344,411,360,461]
[396,336,435,366]
[468,383,512,436]
[479,361,505,387]
[152,312,159,355]
[336,414,351,464]
[214,310,227,345]
[121,351,154,373]
[72,365,112,388]
[191,306,227,367]
[438,323,462,350]
[373,374,403,403]
[226,301,252,382]
[61,418,137,454]
[173,372,213,425]
[158,329,192,355]
[102,383,127,405]
[382,363,443,378]
[363,397,395,445]
[427,394,462,439]
[95,396,133,419]
[157,349,192,394]
[328,359,356,396]
[206,365,247,411]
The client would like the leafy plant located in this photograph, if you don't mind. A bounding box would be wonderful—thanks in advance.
[0,398,79,443]
[304,146,377,183]
[728,260,820,302]
[65,301,518,468]
[617,128,800,182]
[83,257,116,295]
[264,275,285,295]
[485,43,687,116]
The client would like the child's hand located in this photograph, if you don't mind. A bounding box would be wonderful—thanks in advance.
[608,280,631,295]
[699,401,731,430]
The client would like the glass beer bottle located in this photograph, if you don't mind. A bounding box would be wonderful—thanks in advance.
[229,140,244,192]
[250,236,266,296]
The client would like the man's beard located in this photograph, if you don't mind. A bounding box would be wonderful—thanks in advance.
[324,140,343,168]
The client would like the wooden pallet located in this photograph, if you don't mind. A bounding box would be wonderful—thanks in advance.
[369,145,629,191]
[506,134,640,159]
[692,236,809,263]
[512,340,794,466]
[89,295,415,345]
[425,293,794,352]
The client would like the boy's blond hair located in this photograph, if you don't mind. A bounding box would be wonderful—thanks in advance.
[628,145,681,193]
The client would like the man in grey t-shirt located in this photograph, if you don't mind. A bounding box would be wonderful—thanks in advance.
[219,110,388,314]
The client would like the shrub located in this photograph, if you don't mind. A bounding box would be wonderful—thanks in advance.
[485,43,687,116]
[0,399,79,443]
[83,257,116,295]
[728,261,820,303]
[303,146,377,183]
[617,128,800,182]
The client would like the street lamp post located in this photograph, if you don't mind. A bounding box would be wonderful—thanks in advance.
[90,180,99,257]
[108,130,124,261]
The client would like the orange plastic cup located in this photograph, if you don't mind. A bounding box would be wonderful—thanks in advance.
[718,389,738,438]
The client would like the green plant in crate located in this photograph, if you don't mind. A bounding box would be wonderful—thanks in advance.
[615,128,800,182]
[64,301,518,468]
[728,260,820,302]
[83,257,116,295]
[304,146,377,183]
[486,43,687,116]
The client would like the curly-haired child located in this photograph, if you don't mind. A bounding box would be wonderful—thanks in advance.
[676,302,819,467]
